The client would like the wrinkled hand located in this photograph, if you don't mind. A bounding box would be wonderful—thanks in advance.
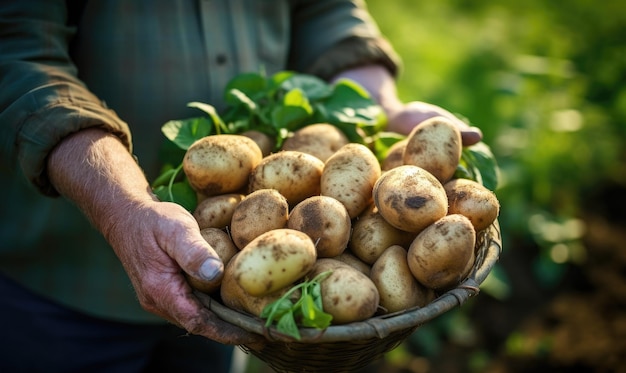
[385,101,483,146]
[108,199,265,349]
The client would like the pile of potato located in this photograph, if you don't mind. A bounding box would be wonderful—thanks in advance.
[184,117,500,325]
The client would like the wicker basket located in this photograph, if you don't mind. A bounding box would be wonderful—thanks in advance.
[196,221,502,373]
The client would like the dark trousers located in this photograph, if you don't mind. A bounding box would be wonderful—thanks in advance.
[0,274,234,373]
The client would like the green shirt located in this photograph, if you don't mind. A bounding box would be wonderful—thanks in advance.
[0,0,400,323]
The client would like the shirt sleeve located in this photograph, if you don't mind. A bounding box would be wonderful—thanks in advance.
[288,0,402,80]
[0,1,132,196]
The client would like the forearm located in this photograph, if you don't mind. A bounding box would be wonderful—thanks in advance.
[47,128,155,241]
[331,64,403,116]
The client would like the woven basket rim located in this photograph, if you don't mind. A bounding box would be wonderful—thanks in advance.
[196,220,502,344]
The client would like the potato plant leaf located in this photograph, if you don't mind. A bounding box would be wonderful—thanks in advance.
[456,142,500,191]
[152,178,197,212]
[260,271,333,340]
[187,102,228,134]
[278,73,333,101]
[161,117,213,150]
[224,72,267,99]
[153,70,391,210]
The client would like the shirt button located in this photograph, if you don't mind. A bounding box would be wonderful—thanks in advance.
[216,54,228,65]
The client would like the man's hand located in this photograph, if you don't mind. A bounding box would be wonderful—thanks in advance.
[386,101,483,146]
[332,65,483,146]
[47,128,264,348]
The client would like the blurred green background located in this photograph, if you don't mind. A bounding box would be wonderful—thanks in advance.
[245,0,626,372]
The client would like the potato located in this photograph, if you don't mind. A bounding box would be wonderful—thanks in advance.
[332,251,371,277]
[381,139,408,171]
[403,116,462,183]
[230,189,289,250]
[371,245,435,313]
[407,214,476,291]
[288,196,351,258]
[321,143,381,219]
[199,228,238,264]
[281,123,350,162]
[444,178,500,231]
[241,130,275,157]
[231,228,317,297]
[249,151,324,206]
[183,134,263,196]
[193,193,245,229]
[373,165,448,233]
[186,227,239,294]
[349,204,415,264]
[308,259,379,324]
[221,252,299,316]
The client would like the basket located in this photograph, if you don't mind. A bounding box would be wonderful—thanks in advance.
[196,221,502,373]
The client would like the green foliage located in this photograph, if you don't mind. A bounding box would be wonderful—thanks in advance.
[259,271,334,340]
[151,71,385,211]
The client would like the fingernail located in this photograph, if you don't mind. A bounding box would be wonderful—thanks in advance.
[199,258,224,281]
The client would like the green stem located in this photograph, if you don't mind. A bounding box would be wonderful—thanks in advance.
[167,163,184,202]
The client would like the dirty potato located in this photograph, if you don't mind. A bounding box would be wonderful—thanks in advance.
[231,228,317,297]
[403,116,462,183]
[230,189,289,250]
[183,134,263,196]
[193,193,245,229]
[321,143,381,219]
[308,258,380,324]
[221,252,298,316]
[407,214,476,291]
[288,196,351,258]
[281,123,350,162]
[381,139,408,171]
[373,165,448,233]
[332,251,371,277]
[371,245,435,313]
[249,151,324,206]
[444,178,500,231]
[349,204,416,264]
[241,129,275,157]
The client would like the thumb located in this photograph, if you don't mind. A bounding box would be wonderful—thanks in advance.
[158,203,225,290]
[179,236,224,292]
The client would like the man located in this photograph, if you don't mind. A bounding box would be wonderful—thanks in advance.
[0,1,481,371]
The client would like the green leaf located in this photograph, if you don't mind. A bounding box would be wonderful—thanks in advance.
[372,131,407,162]
[269,70,296,90]
[279,74,333,101]
[224,72,267,98]
[187,102,228,134]
[153,179,197,211]
[277,311,301,340]
[300,294,333,329]
[271,89,313,130]
[322,81,386,133]
[161,117,213,150]
[333,78,371,99]
[284,88,313,112]
[260,297,294,324]
[259,270,334,340]
[458,142,500,191]
[225,88,258,113]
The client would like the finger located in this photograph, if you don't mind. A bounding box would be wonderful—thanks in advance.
[156,203,225,287]
[460,126,483,146]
